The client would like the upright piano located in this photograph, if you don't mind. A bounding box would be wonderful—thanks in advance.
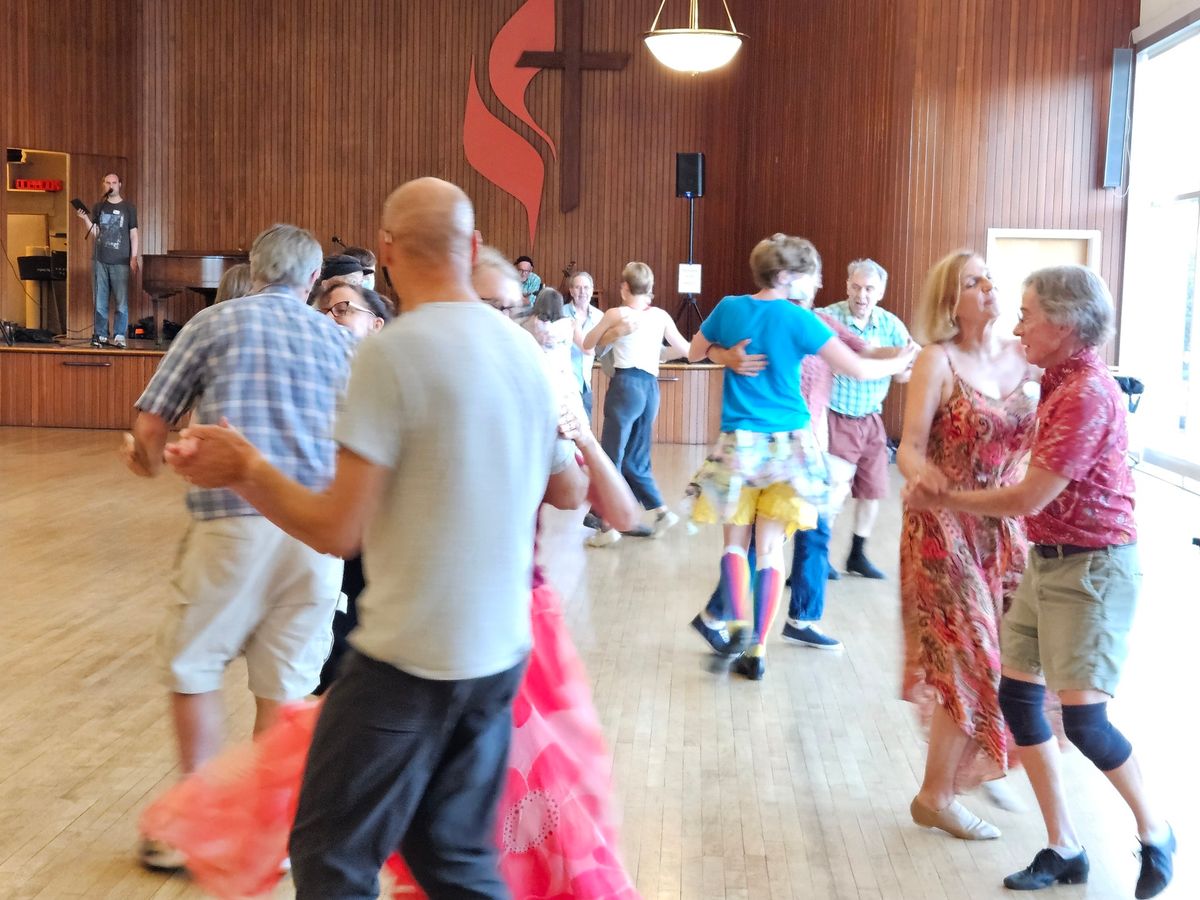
[142,251,249,346]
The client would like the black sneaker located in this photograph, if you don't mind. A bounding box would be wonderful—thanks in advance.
[621,524,654,537]
[734,653,766,681]
[1003,848,1089,890]
[689,614,736,656]
[845,552,885,579]
[582,511,603,530]
[90,334,107,349]
[1135,827,1175,899]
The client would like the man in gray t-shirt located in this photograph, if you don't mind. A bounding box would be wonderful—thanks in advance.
[76,172,139,348]
[167,177,588,898]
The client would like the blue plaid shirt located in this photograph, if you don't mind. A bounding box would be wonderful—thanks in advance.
[136,290,356,520]
[825,300,910,417]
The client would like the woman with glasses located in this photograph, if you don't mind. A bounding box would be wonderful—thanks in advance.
[310,281,394,695]
[312,282,391,340]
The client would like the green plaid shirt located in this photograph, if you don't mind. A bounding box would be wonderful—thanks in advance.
[825,300,910,417]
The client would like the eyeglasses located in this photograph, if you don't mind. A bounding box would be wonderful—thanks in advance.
[321,300,376,319]
[483,297,525,317]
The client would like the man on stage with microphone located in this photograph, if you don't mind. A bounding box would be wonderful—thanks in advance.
[76,172,139,348]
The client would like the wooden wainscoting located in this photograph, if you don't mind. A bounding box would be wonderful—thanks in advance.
[590,363,722,446]
[0,347,161,429]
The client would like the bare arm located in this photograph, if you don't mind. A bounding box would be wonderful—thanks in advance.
[818,336,916,381]
[906,465,1070,519]
[707,339,767,375]
[122,411,171,477]
[129,227,139,273]
[687,329,712,363]
[166,424,389,558]
[896,346,952,491]
[661,315,691,361]
[546,407,635,525]
[582,309,622,352]
[76,208,97,238]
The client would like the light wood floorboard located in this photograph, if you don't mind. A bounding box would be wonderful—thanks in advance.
[0,429,1194,899]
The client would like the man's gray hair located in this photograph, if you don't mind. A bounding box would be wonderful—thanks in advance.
[847,258,888,285]
[1023,265,1114,348]
[249,224,323,289]
[571,270,594,287]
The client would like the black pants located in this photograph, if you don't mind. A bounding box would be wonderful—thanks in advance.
[290,651,526,900]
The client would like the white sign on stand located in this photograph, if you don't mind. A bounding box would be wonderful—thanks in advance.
[677,263,702,294]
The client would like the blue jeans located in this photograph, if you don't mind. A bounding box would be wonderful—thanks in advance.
[600,368,663,510]
[704,516,832,622]
[93,261,130,339]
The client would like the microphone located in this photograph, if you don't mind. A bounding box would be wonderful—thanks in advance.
[103,188,112,199]
[331,235,346,248]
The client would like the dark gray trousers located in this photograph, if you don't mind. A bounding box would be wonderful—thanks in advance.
[290,650,525,900]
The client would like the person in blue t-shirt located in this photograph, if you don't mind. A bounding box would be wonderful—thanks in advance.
[685,234,915,680]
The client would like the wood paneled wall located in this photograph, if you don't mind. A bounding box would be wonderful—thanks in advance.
[4,0,1139,436]
[1,0,143,336]
[698,0,1139,433]
[138,0,724,314]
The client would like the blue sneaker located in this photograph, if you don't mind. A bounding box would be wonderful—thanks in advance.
[781,623,843,650]
[689,614,738,656]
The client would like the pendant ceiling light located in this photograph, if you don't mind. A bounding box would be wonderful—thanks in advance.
[644,0,745,75]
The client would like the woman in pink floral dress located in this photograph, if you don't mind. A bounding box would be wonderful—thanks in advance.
[897,251,1037,841]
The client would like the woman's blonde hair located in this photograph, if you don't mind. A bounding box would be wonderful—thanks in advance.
[621,261,654,297]
[914,250,978,344]
[749,234,820,289]
[214,263,253,303]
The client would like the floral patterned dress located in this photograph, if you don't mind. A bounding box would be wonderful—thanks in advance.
[900,366,1037,790]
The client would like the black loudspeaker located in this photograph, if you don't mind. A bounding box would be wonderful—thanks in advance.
[1103,49,1134,189]
[676,152,705,198]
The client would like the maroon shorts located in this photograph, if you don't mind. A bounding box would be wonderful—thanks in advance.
[827,411,889,500]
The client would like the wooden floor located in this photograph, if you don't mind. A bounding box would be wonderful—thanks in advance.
[0,428,1194,900]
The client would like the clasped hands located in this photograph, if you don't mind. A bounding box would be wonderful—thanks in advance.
[163,418,257,488]
[902,465,950,511]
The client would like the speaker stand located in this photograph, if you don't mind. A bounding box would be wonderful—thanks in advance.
[673,194,702,335]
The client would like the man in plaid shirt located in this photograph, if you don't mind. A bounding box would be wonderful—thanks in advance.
[121,224,355,872]
[825,258,914,579]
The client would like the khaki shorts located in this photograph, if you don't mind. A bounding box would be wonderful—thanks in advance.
[160,516,343,700]
[1001,543,1140,695]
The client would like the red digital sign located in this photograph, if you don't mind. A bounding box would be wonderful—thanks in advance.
[13,178,64,191]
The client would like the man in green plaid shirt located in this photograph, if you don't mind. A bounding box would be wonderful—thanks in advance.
[824,258,914,578]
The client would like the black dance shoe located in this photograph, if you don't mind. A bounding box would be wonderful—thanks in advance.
[1003,848,1089,890]
[1135,826,1175,899]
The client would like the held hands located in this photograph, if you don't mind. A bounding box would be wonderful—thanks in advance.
[710,339,767,376]
[120,433,155,478]
[557,403,595,449]
[164,418,255,488]
[902,464,950,511]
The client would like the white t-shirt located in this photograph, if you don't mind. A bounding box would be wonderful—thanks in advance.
[336,302,561,680]
[609,306,672,377]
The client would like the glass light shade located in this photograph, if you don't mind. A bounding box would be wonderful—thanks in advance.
[643,29,744,74]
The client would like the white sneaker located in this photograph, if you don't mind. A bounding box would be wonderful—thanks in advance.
[651,509,679,538]
[980,777,1025,812]
[138,836,187,872]
[112,334,127,348]
[586,528,621,548]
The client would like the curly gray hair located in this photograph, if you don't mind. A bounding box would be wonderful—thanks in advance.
[1023,265,1114,348]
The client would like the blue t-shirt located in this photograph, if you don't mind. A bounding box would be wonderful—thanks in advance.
[701,295,834,433]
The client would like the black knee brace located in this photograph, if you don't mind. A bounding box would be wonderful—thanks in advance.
[998,676,1052,746]
[1062,702,1133,772]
